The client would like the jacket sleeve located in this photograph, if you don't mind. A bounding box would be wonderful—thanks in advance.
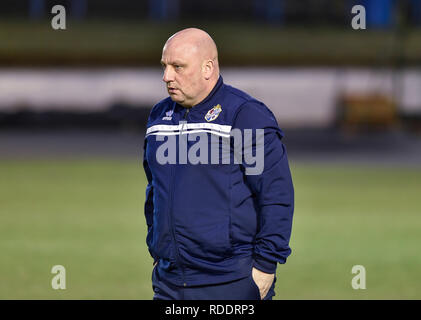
[233,101,295,274]
[143,138,158,263]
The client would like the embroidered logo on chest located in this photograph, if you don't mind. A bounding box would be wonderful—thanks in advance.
[162,110,173,120]
[204,104,222,122]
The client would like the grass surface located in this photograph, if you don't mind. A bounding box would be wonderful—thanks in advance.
[1,19,421,66]
[0,159,420,299]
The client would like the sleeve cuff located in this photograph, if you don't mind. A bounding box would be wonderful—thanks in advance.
[253,256,278,274]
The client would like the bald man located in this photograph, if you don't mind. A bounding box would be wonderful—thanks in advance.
[161,28,220,108]
[143,28,294,300]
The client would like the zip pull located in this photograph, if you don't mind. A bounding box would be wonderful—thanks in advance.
[180,108,190,135]
[184,108,190,119]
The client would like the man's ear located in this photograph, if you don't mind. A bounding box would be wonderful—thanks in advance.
[202,59,214,80]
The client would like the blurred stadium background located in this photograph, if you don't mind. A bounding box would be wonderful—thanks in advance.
[1,0,421,299]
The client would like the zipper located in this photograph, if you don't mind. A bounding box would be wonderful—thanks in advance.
[184,107,190,119]
[180,107,190,135]
[167,165,187,286]
[167,109,188,286]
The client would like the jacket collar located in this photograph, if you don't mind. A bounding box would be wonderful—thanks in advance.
[194,75,223,108]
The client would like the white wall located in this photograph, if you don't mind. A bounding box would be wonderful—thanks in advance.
[1,67,420,128]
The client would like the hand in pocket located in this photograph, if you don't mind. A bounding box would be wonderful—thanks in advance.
[252,267,275,300]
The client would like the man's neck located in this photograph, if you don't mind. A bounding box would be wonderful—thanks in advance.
[188,76,219,108]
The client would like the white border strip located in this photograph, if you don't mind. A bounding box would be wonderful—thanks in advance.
[146,123,232,135]
[146,129,231,138]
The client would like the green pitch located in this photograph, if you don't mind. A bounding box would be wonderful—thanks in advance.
[1,159,420,299]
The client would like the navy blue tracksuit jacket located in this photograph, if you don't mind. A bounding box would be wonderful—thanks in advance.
[143,76,294,287]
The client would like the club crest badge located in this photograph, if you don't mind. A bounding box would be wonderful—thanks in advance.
[205,104,222,122]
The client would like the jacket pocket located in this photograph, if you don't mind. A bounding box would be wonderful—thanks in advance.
[151,208,176,262]
[249,274,262,300]
[177,212,232,262]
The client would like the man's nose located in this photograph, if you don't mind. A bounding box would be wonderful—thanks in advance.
[162,66,174,83]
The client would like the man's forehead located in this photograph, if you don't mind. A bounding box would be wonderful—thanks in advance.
[160,57,186,65]
[162,41,198,63]
[164,39,198,53]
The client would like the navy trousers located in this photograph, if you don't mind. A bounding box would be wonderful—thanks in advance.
[152,267,276,300]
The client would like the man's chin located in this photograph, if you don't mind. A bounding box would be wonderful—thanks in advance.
[169,94,184,104]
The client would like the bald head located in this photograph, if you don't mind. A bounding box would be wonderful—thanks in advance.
[165,28,219,67]
[161,28,220,108]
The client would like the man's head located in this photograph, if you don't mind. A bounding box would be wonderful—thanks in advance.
[161,28,220,108]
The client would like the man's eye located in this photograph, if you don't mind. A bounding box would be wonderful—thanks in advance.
[174,65,182,70]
